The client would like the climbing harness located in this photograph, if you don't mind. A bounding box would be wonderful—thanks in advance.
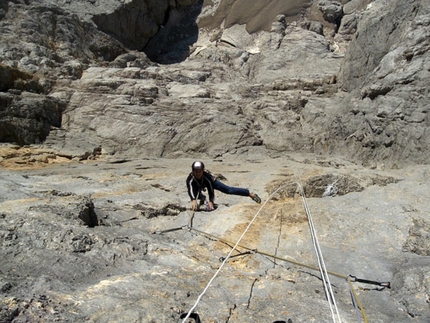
[154,182,388,323]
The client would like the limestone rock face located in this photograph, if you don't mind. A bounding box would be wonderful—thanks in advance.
[318,0,343,24]
[0,149,429,323]
[0,0,429,167]
[335,0,430,167]
[1,1,430,322]
[0,92,65,145]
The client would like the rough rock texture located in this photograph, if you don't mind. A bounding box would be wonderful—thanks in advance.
[1,0,430,322]
[0,92,65,145]
[334,0,430,167]
[1,0,429,167]
[0,146,429,322]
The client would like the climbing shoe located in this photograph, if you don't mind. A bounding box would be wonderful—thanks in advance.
[251,193,261,204]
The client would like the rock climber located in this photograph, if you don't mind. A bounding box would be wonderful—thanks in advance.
[186,160,261,211]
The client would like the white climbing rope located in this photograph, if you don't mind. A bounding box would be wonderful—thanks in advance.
[180,184,289,323]
[298,177,342,323]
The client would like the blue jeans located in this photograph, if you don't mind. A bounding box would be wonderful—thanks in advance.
[213,180,249,197]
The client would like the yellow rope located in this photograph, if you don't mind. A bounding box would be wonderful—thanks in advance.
[347,276,369,323]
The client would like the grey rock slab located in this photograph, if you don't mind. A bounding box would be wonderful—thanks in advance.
[1,154,429,322]
[1,0,430,319]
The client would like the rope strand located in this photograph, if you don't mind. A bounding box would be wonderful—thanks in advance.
[298,177,342,323]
